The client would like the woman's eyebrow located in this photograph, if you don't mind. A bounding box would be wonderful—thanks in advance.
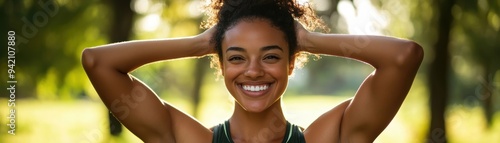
[261,45,283,52]
[226,47,245,52]
[226,45,283,53]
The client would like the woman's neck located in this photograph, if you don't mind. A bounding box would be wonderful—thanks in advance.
[229,99,287,143]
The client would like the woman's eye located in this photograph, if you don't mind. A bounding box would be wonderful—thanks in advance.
[264,55,280,60]
[263,55,281,63]
[228,56,244,61]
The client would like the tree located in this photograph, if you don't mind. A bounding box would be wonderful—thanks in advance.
[426,0,456,142]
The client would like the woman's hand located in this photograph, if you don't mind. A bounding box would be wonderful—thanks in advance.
[196,26,217,55]
[295,21,312,52]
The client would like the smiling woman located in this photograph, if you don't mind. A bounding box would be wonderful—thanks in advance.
[81,0,423,142]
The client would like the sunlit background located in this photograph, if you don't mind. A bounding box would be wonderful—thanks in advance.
[1,0,499,142]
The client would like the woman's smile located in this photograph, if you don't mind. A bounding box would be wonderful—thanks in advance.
[242,84,269,92]
[238,82,273,97]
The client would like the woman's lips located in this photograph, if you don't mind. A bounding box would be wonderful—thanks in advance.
[242,84,269,91]
[238,83,272,97]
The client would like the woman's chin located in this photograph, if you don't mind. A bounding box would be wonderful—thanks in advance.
[238,102,269,113]
[245,107,267,113]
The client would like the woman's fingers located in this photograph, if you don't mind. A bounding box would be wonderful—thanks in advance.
[295,21,311,52]
[199,26,217,54]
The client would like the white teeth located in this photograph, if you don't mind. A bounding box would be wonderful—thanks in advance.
[242,84,269,92]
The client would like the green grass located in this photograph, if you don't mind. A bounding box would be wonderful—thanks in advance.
[1,94,499,142]
[0,99,141,143]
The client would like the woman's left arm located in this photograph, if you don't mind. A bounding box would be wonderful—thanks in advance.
[298,25,424,142]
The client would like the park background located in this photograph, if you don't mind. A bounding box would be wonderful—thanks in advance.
[1,0,499,142]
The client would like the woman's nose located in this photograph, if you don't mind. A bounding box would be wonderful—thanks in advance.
[244,61,264,79]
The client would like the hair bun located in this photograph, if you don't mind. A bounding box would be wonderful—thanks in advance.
[202,0,326,32]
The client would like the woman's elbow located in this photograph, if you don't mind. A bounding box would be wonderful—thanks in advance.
[395,41,424,69]
[81,48,97,71]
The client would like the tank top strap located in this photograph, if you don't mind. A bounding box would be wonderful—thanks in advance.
[282,121,306,143]
[212,120,233,143]
[212,120,305,143]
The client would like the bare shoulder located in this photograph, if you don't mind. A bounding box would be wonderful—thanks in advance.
[303,99,351,142]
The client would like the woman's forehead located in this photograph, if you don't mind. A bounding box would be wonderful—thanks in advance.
[222,20,289,52]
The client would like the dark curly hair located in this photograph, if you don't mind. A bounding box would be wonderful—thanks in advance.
[202,0,327,75]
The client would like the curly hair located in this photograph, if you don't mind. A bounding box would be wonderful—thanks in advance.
[202,0,327,76]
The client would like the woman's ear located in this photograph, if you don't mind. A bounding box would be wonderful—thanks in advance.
[212,55,225,77]
[220,63,224,76]
[288,55,295,76]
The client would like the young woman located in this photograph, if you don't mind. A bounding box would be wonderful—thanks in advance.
[82,0,423,142]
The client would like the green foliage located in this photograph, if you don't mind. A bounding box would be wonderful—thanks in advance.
[0,0,110,99]
[453,0,500,72]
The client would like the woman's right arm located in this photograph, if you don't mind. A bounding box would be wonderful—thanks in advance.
[81,28,214,142]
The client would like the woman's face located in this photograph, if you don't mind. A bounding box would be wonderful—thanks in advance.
[221,19,294,113]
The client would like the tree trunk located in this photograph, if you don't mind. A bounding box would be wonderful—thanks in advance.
[480,67,494,127]
[191,58,209,118]
[106,0,135,136]
[427,0,455,142]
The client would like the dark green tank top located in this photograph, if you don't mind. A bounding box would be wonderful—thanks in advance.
[212,120,306,143]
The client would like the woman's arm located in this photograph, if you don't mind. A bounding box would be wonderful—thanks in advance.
[298,24,423,142]
[83,28,214,73]
[81,28,214,142]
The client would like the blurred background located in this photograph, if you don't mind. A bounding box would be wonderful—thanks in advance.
[0,0,499,142]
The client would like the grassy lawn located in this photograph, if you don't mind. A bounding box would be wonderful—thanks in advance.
[0,99,142,143]
[1,94,499,142]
